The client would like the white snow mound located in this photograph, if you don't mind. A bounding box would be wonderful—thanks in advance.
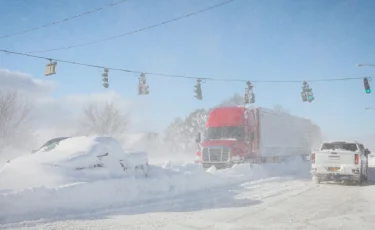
[0,154,311,224]
[0,136,141,190]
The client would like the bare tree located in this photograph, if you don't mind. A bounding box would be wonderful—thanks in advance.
[0,90,33,150]
[273,104,290,114]
[80,101,129,137]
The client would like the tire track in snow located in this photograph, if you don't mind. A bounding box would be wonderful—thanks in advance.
[228,179,316,224]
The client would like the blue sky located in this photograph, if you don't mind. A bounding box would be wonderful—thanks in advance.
[1,0,375,140]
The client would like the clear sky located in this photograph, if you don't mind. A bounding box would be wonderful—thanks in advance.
[1,0,375,141]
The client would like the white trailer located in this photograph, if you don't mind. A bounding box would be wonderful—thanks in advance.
[251,107,322,162]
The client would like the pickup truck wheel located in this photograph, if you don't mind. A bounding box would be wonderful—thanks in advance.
[357,168,363,186]
[357,177,363,186]
[364,167,368,181]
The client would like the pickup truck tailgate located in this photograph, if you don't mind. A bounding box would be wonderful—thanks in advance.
[315,151,355,166]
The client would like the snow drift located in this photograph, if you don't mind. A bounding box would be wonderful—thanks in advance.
[0,136,149,191]
[0,163,227,224]
[0,154,310,224]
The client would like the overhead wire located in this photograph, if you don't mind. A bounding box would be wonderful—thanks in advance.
[0,0,130,39]
[23,0,237,54]
[0,48,368,83]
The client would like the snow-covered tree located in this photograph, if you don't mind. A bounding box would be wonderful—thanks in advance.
[79,101,129,138]
[182,108,209,146]
[164,109,209,153]
[0,90,34,151]
[164,117,185,152]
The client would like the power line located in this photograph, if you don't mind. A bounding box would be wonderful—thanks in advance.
[0,48,368,83]
[0,0,130,39]
[24,0,237,54]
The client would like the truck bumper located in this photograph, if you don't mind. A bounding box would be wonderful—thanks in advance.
[312,172,361,181]
[202,162,233,170]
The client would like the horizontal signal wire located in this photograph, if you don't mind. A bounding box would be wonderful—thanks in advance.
[0,48,367,83]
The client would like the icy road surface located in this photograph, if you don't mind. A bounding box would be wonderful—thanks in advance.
[3,167,375,230]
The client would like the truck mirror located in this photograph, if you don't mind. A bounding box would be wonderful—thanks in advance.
[195,132,201,143]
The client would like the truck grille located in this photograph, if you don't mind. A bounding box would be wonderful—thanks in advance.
[202,147,230,163]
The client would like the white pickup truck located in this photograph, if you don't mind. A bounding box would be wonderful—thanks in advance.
[311,141,370,185]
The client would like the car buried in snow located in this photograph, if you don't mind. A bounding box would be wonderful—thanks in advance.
[5,136,149,177]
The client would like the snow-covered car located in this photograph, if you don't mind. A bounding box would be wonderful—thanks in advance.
[311,140,370,185]
[0,136,149,190]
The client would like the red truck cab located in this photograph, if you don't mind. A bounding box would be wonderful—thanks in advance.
[195,106,258,169]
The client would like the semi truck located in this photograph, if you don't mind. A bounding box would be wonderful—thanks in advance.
[194,106,322,169]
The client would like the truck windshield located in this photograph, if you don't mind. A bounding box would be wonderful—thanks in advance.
[205,126,243,140]
[321,142,358,152]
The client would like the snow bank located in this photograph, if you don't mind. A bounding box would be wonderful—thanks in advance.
[0,147,29,168]
[0,157,310,224]
[0,163,226,224]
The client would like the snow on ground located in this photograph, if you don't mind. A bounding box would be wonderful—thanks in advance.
[0,163,226,224]
[0,147,28,168]
[6,166,375,230]
[0,152,311,226]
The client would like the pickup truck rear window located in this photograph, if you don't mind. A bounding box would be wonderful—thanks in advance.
[321,142,358,152]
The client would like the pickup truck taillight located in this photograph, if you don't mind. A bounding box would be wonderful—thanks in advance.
[311,153,315,164]
[355,154,359,164]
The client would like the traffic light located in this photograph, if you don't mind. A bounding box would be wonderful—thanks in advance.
[364,77,371,94]
[45,60,57,76]
[244,81,255,104]
[138,73,149,95]
[143,84,149,94]
[102,68,109,88]
[194,79,202,100]
[245,91,249,104]
[307,89,314,102]
[250,93,255,103]
[301,81,314,103]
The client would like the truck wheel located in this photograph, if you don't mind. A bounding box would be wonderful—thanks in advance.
[364,167,368,181]
[143,165,148,177]
[357,177,363,186]
[135,165,148,178]
[312,176,320,184]
[357,168,363,186]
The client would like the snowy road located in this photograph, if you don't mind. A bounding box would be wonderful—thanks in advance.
[4,168,375,230]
